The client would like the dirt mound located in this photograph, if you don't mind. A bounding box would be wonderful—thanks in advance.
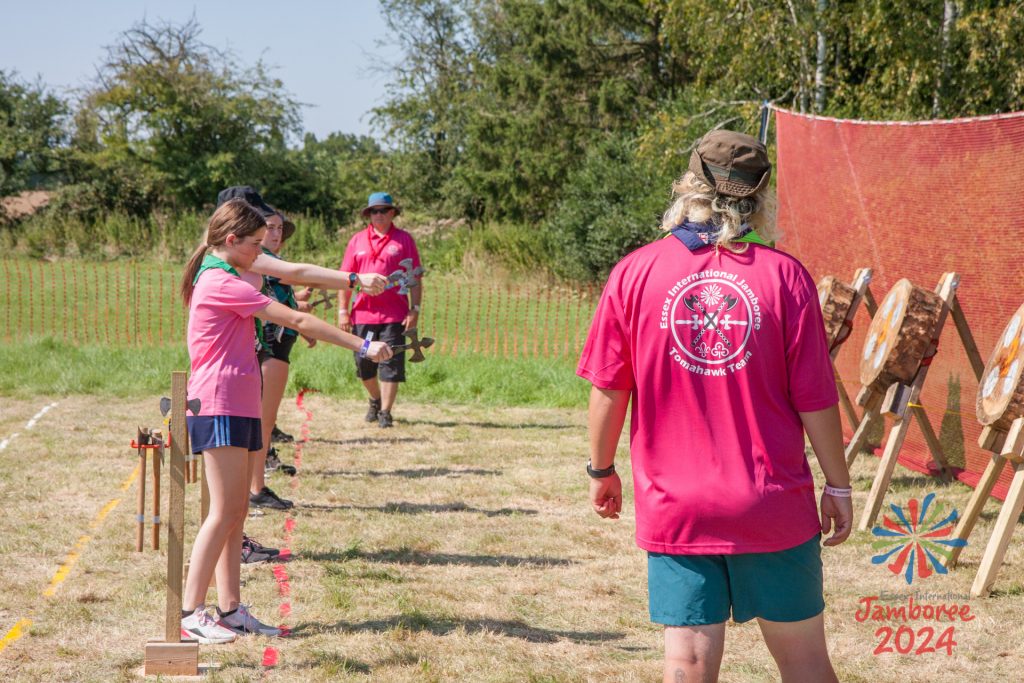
[1,190,51,221]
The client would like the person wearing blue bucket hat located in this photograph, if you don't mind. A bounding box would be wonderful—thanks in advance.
[339,191,423,428]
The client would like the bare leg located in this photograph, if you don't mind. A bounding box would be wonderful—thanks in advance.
[757,613,838,683]
[380,380,399,412]
[251,357,289,495]
[362,376,381,401]
[182,446,249,611]
[663,623,726,683]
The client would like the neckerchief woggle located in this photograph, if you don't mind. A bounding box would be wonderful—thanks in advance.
[668,220,772,252]
[193,252,266,350]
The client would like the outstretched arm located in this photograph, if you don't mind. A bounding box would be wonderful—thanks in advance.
[800,404,853,546]
[251,254,387,294]
[587,386,630,520]
[257,301,392,362]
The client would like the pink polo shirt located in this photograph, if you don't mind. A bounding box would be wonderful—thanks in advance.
[578,239,837,555]
[187,268,273,418]
[341,225,422,325]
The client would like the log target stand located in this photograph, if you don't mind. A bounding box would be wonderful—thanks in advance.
[818,268,878,431]
[855,272,984,531]
[942,301,1024,597]
[143,371,202,676]
[129,428,164,552]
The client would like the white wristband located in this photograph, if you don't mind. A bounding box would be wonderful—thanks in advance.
[824,484,853,498]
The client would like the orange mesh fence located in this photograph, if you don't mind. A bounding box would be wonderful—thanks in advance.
[0,259,600,361]
[774,107,1024,501]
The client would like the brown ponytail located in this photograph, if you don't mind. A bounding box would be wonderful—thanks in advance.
[180,198,267,306]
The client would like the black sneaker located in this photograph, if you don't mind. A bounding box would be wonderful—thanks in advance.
[249,486,294,510]
[241,541,274,564]
[271,425,294,443]
[365,398,382,422]
[378,409,393,429]
[242,534,280,558]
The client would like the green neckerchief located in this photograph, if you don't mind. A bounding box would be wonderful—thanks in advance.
[193,252,266,350]
[661,227,774,248]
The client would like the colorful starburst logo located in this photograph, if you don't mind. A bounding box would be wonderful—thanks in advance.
[871,493,967,584]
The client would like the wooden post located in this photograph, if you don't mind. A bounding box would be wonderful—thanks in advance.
[944,427,1010,568]
[845,388,883,468]
[144,371,198,675]
[858,273,958,531]
[970,417,1024,597]
[152,434,162,551]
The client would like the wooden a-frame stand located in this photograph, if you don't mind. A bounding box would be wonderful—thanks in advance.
[857,272,985,531]
[830,268,878,431]
[144,371,199,676]
[942,416,1024,596]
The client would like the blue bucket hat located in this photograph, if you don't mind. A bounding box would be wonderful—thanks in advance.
[361,192,401,217]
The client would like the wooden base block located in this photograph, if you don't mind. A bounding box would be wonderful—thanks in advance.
[144,638,199,676]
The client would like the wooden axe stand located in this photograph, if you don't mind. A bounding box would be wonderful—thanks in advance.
[857,271,984,531]
[144,371,199,675]
[829,268,878,431]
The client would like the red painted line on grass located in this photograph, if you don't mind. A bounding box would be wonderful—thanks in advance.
[262,388,317,674]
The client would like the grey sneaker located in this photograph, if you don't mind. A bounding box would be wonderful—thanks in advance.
[378,409,393,428]
[264,447,282,474]
[365,398,382,422]
[217,604,282,637]
[181,606,237,644]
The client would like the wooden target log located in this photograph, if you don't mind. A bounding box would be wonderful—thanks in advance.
[859,279,943,393]
[818,276,857,349]
[977,302,1024,431]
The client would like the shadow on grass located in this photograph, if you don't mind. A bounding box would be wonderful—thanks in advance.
[401,418,574,430]
[306,547,574,567]
[303,466,502,479]
[289,614,623,644]
[306,436,420,446]
[300,501,537,517]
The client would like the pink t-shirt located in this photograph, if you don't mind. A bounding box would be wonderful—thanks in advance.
[341,225,422,324]
[187,268,273,418]
[577,239,837,555]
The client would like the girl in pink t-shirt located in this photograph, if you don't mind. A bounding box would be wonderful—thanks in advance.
[177,199,393,644]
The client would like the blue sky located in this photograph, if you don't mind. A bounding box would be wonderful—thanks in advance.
[0,1,402,141]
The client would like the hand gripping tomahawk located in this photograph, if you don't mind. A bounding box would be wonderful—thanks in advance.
[386,258,425,295]
[391,327,435,363]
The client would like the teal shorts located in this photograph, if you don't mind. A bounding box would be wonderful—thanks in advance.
[648,534,824,626]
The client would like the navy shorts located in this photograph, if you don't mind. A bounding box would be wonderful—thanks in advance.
[352,322,406,382]
[258,332,297,364]
[187,416,263,454]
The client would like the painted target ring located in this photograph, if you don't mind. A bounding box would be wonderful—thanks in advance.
[977,302,1024,429]
[859,279,943,392]
[817,276,856,349]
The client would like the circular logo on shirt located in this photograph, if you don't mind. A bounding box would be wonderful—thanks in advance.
[386,244,402,257]
[662,274,762,373]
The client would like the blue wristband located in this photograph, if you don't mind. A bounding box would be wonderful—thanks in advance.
[358,338,371,358]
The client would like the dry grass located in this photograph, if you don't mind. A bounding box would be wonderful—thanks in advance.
[1,394,1023,682]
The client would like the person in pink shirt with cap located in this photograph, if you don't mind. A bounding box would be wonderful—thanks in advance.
[579,129,853,683]
[338,192,424,428]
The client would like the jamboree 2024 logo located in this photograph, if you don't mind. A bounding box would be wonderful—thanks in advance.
[660,270,762,376]
[858,494,972,657]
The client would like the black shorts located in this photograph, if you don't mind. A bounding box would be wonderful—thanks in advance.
[352,322,406,382]
[258,333,297,364]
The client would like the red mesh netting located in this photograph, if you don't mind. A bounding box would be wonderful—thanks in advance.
[774,107,1024,501]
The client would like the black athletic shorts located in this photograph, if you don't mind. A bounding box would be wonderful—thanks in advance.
[352,322,406,382]
[258,332,298,364]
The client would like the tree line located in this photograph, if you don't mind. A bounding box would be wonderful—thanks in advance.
[3,1,1023,279]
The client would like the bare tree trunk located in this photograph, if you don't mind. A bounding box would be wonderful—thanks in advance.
[785,0,812,112]
[815,0,828,112]
[933,0,958,118]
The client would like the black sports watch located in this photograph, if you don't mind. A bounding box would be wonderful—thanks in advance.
[586,461,616,478]
[348,272,358,289]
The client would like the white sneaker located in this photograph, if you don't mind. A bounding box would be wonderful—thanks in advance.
[181,605,237,644]
[217,604,282,637]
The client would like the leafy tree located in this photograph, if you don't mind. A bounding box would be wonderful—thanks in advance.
[0,71,68,195]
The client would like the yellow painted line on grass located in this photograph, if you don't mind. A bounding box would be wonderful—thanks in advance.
[0,462,141,655]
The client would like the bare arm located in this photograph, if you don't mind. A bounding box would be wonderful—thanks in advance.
[256,301,392,362]
[587,386,630,519]
[338,287,354,333]
[251,253,387,294]
[800,404,853,546]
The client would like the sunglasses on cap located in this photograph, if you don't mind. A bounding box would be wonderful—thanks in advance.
[369,207,393,215]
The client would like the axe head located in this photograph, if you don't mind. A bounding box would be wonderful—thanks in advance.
[409,337,434,363]
[160,396,201,416]
[187,398,202,416]
[159,397,171,417]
